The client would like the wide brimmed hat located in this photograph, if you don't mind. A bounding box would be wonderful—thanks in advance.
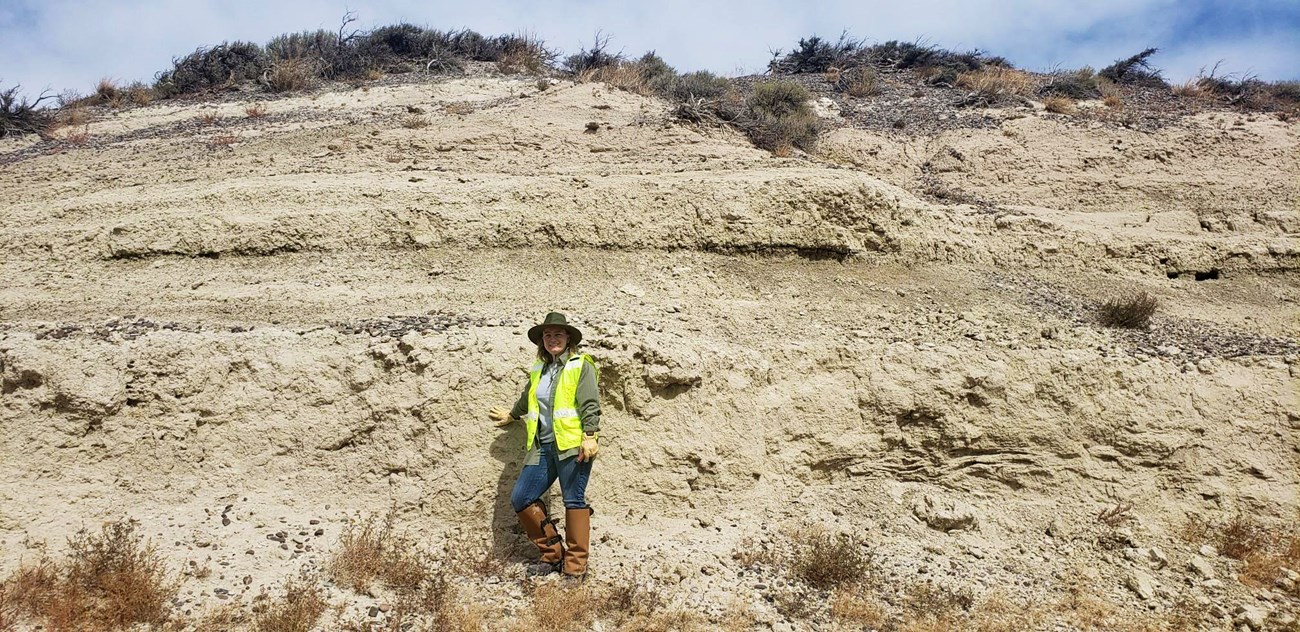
[528,312,582,346]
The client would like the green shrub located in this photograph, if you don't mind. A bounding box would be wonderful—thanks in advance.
[564,33,623,73]
[746,111,821,152]
[747,81,812,118]
[155,41,268,96]
[636,52,677,96]
[671,70,731,101]
[768,34,863,74]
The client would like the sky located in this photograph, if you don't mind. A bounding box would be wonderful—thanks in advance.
[2,0,1298,100]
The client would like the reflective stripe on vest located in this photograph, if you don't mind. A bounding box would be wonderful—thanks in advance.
[525,353,596,452]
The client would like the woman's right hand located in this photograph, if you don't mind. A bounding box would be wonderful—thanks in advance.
[488,406,515,427]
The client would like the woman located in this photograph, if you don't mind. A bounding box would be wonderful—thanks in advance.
[489,311,600,579]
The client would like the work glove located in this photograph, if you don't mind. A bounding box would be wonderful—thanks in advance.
[488,406,515,427]
[578,434,599,462]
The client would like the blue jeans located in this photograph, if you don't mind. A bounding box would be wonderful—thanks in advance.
[510,441,592,512]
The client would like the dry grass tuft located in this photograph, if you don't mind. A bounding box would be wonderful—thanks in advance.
[400,114,430,129]
[0,521,176,631]
[245,102,269,118]
[495,31,555,75]
[1098,290,1158,329]
[576,64,654,96]
[95,77,119,104]
[125,82,153,106]
[329,512,432,593]
[845,67,880,98]
[614,610,709,632]
[60,105,89,127]
[252,577,327,632]
[1183,513,1300,588]
[266,57,316,92]
[516,582,598,632]
[198,111,219,125]
[956,67,1031,103]
[1043,95,1077,114]
[193,602,252,630]
[830,584,887,627]
[1172,79,1205,99]
[63,126,91,145]
[791,528,872,590]
[211,134,238,148]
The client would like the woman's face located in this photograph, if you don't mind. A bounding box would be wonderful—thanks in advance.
[542,327,569,356]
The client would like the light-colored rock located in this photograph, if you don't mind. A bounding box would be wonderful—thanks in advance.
[1188,556,1216,579]
[911,495,979,532]
[1126,570,1156,600]
[1234,604,1268,630]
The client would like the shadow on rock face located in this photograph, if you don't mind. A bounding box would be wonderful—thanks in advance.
[489,421,525,561]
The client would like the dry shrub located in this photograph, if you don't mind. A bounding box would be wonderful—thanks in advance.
[518,583,598,632]
[63,126,91,145]
[60,105,88,126]
[266,57,315,92]
[1,84,55,138]
[1,521,176,631]
[95,77,119,104]
[400,114,430,129]
[253,577,327,632]
[731,535,782,570]
[1043,95,1076,114]
[245,102,269,118]
[495,31,555,74]
[1040,68,1101,100]
[830,584,886,626]
[900,581,975,620]
[1097,290,1157,329]
[194,602,252,630]
[957,67,1030,100]
[845,67,880,98]
[329,512,435,593]
[716,602,757,632]
[444,536,504,579]
[968,593,1048,632]
[791,529,872,590]
[125,82,153,106]
[1172,79,1205,99]
[580,64,653,96]
[1183,513,1300,588]
[198,111,219,125]
[1100,48,1166,88]
[598,579,665,626]
[615,610,708,632]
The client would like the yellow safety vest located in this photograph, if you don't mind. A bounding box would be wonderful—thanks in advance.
[524,353,596,452]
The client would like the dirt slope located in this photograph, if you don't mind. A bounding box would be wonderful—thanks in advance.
[1,69,1298,630]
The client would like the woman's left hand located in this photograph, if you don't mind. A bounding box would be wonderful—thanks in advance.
[578,435,599,462]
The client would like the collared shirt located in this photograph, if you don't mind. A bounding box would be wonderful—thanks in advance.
[534,353,566,445]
